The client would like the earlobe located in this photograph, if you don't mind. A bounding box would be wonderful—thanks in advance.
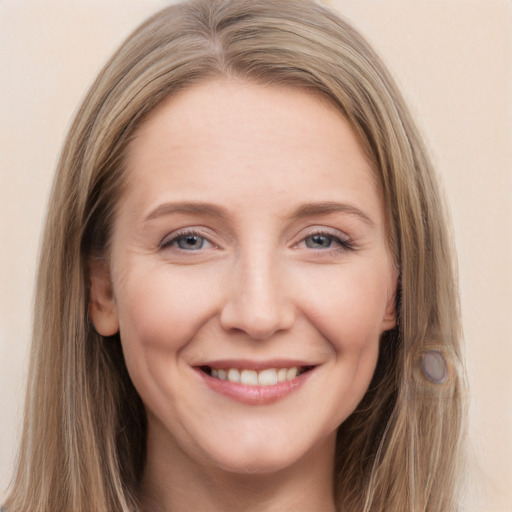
[88,258,119,336]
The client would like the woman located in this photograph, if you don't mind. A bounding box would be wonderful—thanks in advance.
[3,0,465,511]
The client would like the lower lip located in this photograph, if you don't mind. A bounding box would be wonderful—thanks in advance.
[198,369,314,405]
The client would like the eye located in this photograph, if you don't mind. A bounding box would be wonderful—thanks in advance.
[160,230,213,251]
[301,230,353,251]
[305,234,335,249]
[174,234,208,250]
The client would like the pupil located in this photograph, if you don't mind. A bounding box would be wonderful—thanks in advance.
[308,235,331,248]
[179,235,203,250]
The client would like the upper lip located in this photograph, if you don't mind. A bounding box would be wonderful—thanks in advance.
[193,359,319,371]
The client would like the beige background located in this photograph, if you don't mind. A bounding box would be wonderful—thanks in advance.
[1,1,511,510]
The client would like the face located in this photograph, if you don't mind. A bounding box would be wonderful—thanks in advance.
[89,79,397,477]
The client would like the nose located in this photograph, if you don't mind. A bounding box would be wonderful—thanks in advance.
[219,251,295,340]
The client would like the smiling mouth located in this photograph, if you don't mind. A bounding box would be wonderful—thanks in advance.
[199,366,314,386]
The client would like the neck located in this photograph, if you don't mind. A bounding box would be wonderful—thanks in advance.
[139,420,337,512]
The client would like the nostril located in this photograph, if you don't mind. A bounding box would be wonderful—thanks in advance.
[219,305,295,340]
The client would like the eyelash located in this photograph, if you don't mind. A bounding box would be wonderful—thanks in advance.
[160,229,214,251]
[299,230,353,252]
[160,228,353,253]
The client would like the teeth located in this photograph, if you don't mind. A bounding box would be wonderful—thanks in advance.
[258,368,278,386]
[210,366,304,386]
[227,368,240,383]
[277,368,287,382]
[286,367,298,380]
[240,370,258,385]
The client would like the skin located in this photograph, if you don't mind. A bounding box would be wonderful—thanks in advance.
[89,79,397,512]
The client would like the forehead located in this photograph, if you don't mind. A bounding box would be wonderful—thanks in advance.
[120,79,383,224]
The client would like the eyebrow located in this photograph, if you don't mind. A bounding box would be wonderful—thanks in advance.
[290,201,375,226]
[144,200,374,226]
[144,202,230,223]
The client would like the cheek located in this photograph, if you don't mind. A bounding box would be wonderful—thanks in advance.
[296,262,392,352]
[114,264,222,358]
[113,264,225,413]
[314,266,389,417]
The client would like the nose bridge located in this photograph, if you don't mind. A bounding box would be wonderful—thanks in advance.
[220,244,294,339]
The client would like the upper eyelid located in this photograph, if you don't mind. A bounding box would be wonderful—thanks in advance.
[296,225,350,241]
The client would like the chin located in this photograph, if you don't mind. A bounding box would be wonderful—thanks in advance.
[213,453,303,476]
[198,429,336,478]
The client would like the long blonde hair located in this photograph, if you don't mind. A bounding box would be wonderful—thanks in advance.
[5,1,465,511]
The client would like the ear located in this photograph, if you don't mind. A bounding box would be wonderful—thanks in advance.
[88,258,119,336]
[381,293,397,331]
[381,275,398,332]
